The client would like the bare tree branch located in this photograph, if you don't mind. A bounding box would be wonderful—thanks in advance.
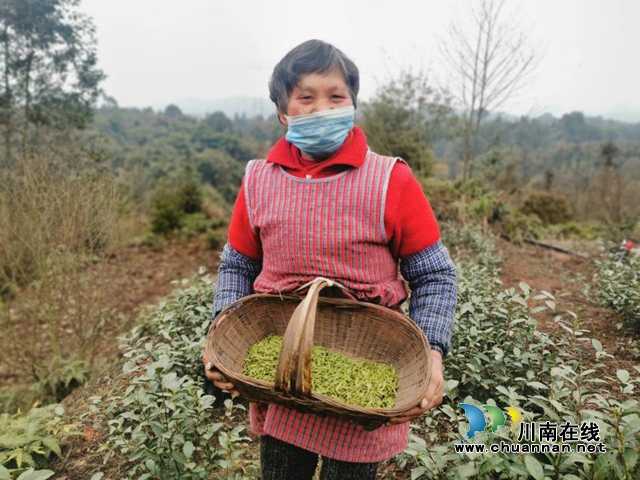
[441,0,539,181]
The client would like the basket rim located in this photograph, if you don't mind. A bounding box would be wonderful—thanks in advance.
[207,291,431,415]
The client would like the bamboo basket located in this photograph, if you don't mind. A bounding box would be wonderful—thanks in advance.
[204,278,431,430]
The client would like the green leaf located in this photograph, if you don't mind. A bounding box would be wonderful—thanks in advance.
[616,370,630,383]
[592,454,612,479]
[622,418,640,438]
[161,372,180,391]
[591,339,603,352]
[0,466,10,480]
[90,474,104,480]
[524,456,545,480]
[528,381,549,390]
[479,454,503,475]
[624,449,638,469]
[456,463,478,478]
[16,470,55,480]
[411,466,427,479]
[183,441,195,459]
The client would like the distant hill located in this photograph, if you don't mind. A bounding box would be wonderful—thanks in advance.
[599,108,640,123]
[154,95,640,124]
[158,96,274,118]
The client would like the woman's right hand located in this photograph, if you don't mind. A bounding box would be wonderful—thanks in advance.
[203,356,241,398]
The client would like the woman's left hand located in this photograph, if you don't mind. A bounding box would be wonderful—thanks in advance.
[387,350,444,425]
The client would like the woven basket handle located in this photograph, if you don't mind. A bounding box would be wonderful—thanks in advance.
[274,278,333,397]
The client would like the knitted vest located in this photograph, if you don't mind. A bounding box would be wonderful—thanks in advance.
[244,151,407,307]
[243,151,411,462]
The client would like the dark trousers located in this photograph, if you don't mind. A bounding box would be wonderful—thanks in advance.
[260,435,379,480]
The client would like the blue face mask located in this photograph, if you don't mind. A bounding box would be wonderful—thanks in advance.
[285,106,355,159]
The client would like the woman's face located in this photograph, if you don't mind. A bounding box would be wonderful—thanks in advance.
[279,69,353,124]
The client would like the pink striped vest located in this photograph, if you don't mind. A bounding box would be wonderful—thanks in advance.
[243,151,411,462]
[244,151,407,306]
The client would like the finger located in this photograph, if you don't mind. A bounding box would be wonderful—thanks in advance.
[214,381,237,391]
[387,407,427,424]
[426,395,443,410]
[208,371,229,382]
[421,393,441,410]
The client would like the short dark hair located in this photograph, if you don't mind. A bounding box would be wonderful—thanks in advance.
[268,39,360,114]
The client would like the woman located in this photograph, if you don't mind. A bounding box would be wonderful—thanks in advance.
[204,39,457,480]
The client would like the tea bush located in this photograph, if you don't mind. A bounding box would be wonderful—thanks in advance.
[93,224,639,479]
[595,252,640,330]
[102,273,256,479]
[400,227,640,479]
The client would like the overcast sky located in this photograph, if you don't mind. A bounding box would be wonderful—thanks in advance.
[82,0,640,120]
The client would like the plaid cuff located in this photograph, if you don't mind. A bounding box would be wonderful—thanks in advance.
[400,240,457,356]
[212,243,263,321]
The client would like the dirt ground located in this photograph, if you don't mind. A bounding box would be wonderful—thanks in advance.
[43,235,639,478]
[0,234,222,391]
[498,237,638,366]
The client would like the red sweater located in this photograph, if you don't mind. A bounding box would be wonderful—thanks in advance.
[228,126,440,260]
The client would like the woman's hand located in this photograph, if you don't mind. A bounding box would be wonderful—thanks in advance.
[387,350,444,424]
[203,356,241,398]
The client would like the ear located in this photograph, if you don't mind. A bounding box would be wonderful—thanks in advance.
[277,107,288,126]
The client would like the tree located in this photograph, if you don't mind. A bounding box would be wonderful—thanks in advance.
[441,0,538,181]
[359,71,453,178]
[164,104,183,118]
[594,141,623,224]
[204,111,233,133]
[0,0,105,163]
[600,141,620,170]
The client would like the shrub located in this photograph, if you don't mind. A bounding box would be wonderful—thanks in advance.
[500,210,543,244]
[206,231,227,251]
[595,252,640,329]
[180,213,214,240]
[0,153,120,292]
[0,154,121,399]
[195,150,245,206]
[103,275,256,479]
[31,358,91,404]
[135,233,168,251]
[419,179,459,222]
[399,227,640,480]
[150,176,203,236]
[521,191,572,225]
[150,187,184,235]
[0,404,67,478]
[544,221,601,240]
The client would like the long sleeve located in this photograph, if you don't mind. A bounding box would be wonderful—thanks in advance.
[400,240,457,356]
[212,243,263,320]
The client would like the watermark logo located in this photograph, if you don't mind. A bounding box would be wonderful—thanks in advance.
[455,403,606,454]
[458,403,522,442]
